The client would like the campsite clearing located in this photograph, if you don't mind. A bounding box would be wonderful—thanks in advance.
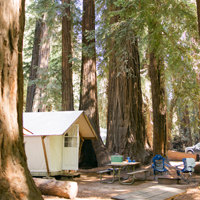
[42,166,200,200]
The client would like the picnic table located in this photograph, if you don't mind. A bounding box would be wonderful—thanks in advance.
[97,161,148,184]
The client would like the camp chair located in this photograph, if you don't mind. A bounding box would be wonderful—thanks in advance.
[152,154,170,180]
[176,158,196,183]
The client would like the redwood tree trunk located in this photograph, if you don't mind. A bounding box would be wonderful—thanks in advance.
[62,0,74,111]
[167,96,177,150]
[26,18,43,112]
[79,0,110,167]
[33,17,50,112]
[149,52,167,156]
[197,0,200,35]
[196,0,200,140]
[196,76,200,140]
[144,102,153,148]
[0,0,43,199]
[181,105,192,147]
[106,8,148,162]
[26,14,50,112]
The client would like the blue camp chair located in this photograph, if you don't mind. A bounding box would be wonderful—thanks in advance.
[152,154,170,180]
[176,158,196,183]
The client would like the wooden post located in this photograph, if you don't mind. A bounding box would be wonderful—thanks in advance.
[79,135,84,157]
[41,136,50,176]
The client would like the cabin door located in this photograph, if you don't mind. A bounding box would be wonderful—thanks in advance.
[62,124,79,170]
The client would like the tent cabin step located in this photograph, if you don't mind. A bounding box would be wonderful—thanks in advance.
[53,173,81,180]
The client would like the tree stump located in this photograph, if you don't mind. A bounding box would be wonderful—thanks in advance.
[33,178,78,199]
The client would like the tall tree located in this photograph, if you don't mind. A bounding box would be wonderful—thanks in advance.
[196,0,200,140]
[197,0,200,35]
[143,99,153,148]
[33,16,50,112]
[147,2,167,156]
[106,2,148,162]
[149,51,167,156]
[25,0,51,113]
[79,0,110,167]
[167,96,177,149]
[107,0,198,156]
[62,0,74,111]
[0,0,43,198]
[25,18,44,112]
[181,105,193,146]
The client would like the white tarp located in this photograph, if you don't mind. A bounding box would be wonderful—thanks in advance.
[23,111,97,139]
[23,111,83,136]
[48,136,62,172]
[24,136,47,172]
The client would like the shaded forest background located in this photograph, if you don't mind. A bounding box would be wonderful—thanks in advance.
[23,0,200,165]
[2,0,200,198]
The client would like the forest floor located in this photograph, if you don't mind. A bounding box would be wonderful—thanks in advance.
[42,163,200,200]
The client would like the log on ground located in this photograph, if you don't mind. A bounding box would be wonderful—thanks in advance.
[194,162,200,173]
[33,178,78,199]
[168,150,197,161]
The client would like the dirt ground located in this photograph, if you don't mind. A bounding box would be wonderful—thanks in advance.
[42,165,200,200]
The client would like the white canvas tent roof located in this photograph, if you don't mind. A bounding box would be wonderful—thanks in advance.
[23,111,97,139]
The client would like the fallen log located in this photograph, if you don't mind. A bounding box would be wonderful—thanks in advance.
[194,162,200,173]
[168,150,198,161]
[33,178,78,199]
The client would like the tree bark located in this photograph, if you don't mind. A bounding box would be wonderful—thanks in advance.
[196,0,200,140]
[34,178,78,199]
[62,0,74,111]
[143,96,153,148]
[196,75,200,140]
[33,17,50,112]
[0,0,43,199]
[106,6,148,162]
[26,14,50,112]
[79,0,110,167]
[25,18,43,112]
[196,0,200,35]
[149,52,167,157]
[181,105,192,146]
[167,96,177,150]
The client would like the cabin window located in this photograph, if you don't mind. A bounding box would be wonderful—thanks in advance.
[64,131,78,147]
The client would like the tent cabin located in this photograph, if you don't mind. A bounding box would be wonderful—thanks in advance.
[23,111,97,177]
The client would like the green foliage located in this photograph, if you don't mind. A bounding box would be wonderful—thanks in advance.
[23,0,82,111]
[95,0,200,142]
[23,0,200,138]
